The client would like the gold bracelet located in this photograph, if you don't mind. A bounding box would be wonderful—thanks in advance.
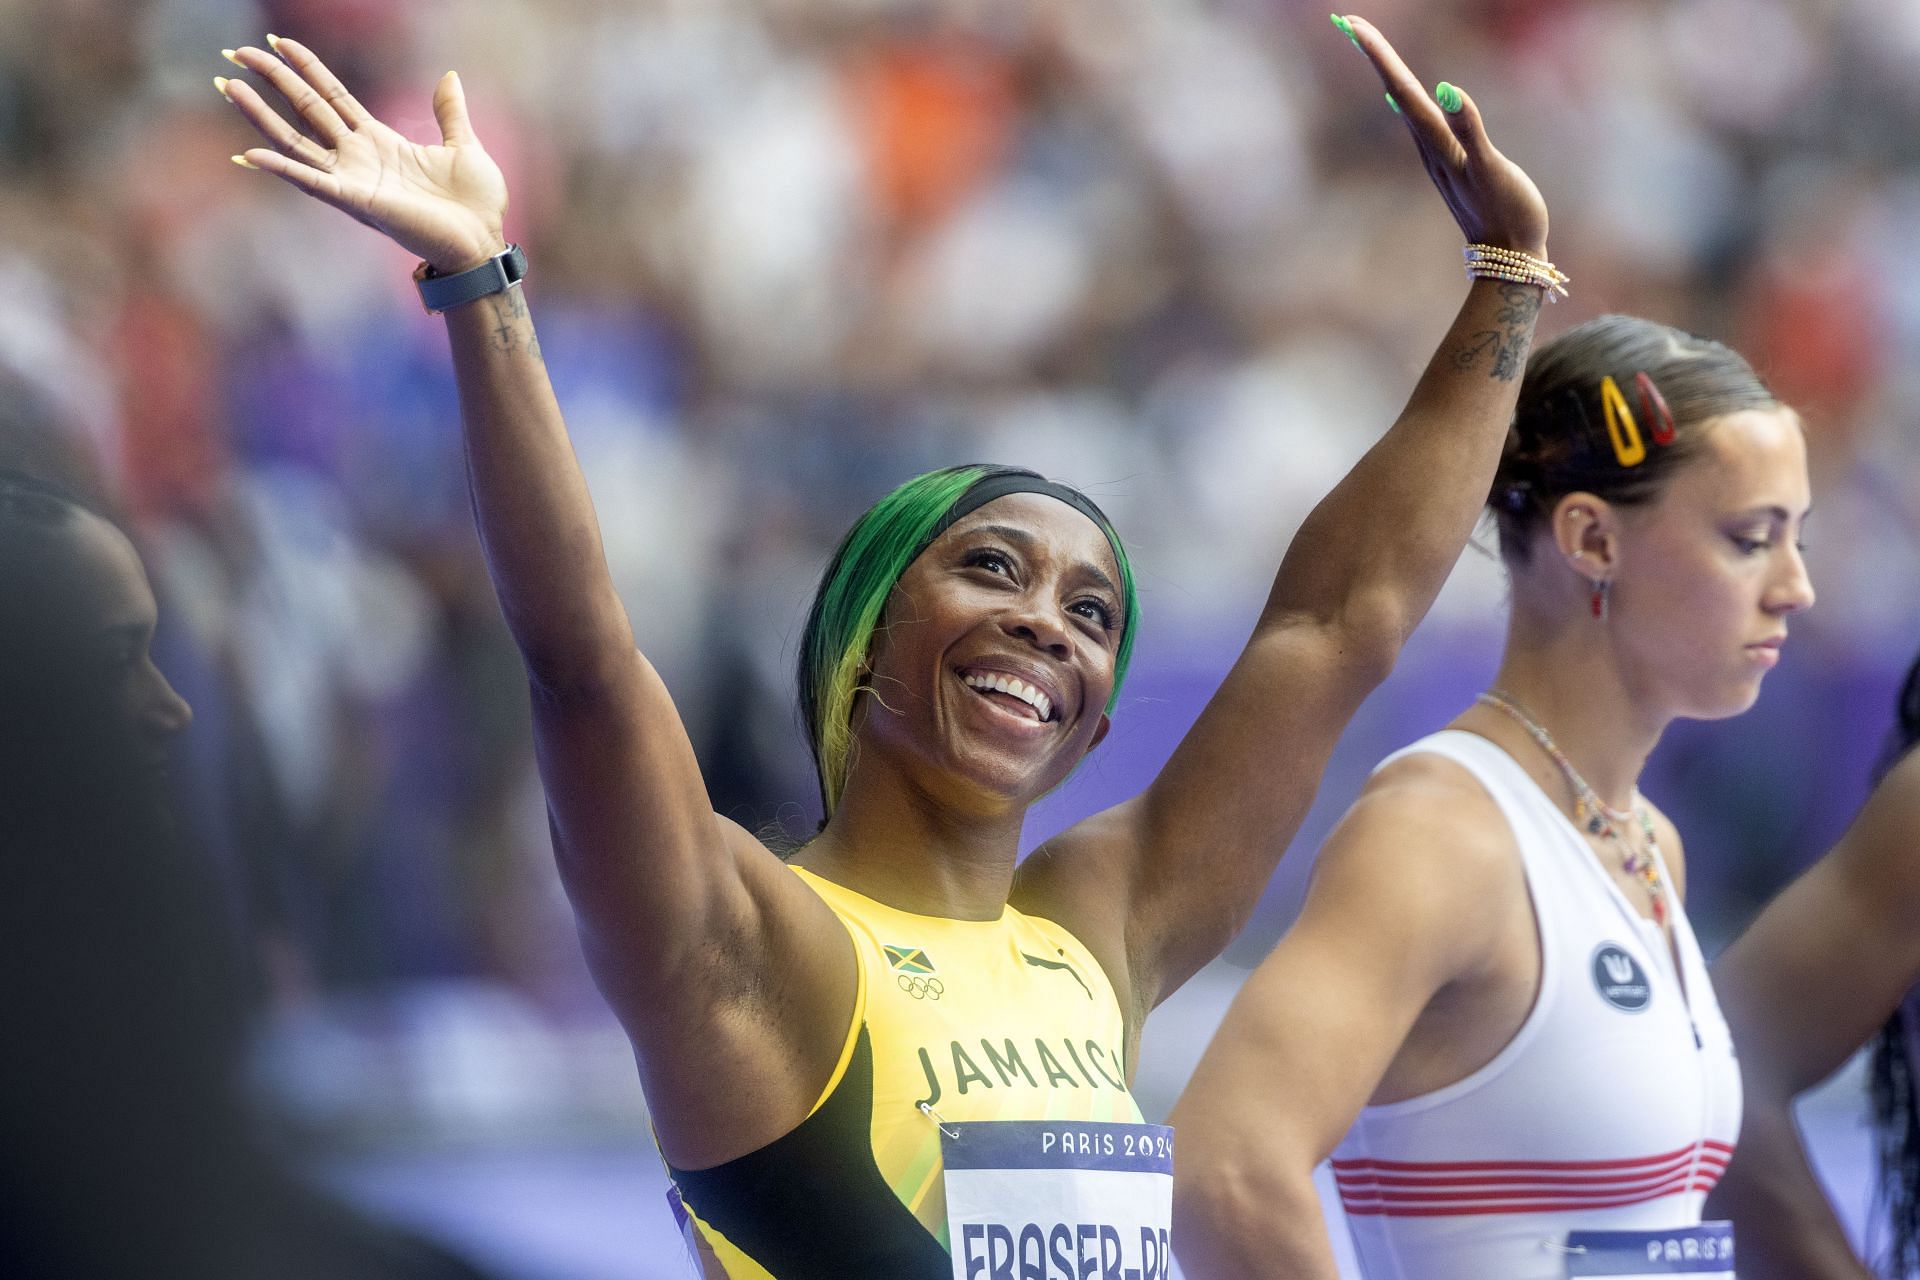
[1464,245,1556,266]
[1463,246,1567,273]
[1463,244,1569,300]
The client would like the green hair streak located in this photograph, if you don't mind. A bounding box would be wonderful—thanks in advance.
[797,465,1140,816]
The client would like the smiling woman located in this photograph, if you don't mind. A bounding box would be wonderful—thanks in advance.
[215,14,1556,1277]
[799,465,1138,817]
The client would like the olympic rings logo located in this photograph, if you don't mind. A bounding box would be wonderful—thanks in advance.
[897,974,945,1001]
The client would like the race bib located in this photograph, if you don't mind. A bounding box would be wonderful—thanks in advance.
[1563,1222,1734,1277]
[941,1119,1174,1280]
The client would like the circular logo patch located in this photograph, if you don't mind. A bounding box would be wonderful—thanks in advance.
[1591,943,1652,1012]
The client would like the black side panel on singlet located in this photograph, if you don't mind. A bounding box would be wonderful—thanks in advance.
[667,1026,951,1279]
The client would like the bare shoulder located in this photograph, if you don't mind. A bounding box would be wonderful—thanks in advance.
[571,811,844,1014]
[1362,746,1505,808]
[1309,747,1521,930]
[599,817,862,1170]
[579,816,858,1093]
[1240,745,1530,1023]
[1334,748,1516,870]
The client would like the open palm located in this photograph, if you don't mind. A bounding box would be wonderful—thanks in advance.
[221,37,508,274]
[1341,15,1550,256]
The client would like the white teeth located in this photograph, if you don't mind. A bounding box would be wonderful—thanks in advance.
[961,671,1053,721]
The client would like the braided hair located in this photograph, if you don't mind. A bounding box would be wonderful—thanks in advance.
[1489,315,1780,561]
[1871,652,1920,1277]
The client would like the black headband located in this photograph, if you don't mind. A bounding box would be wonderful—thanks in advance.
[915,471,1126,573]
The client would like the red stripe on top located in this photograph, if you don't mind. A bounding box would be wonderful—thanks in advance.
[1694,1162,1728,1192]
[1332,1139,1723,1177]
[1334,1151,1696,1191]
[1339,1172,1694,1207]
[1335,1140,1732,1218]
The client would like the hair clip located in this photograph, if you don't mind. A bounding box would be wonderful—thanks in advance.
[1634,371,1676,446]
[1497,480,1533,513]
[1599,375,1646,467]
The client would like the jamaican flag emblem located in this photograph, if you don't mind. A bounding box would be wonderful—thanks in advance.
[884,944,935,974]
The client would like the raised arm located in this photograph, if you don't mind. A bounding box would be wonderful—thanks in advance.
[1704,750,1920,1279]
[219,43,848,1134]
[1018,16,1552,1013]
[1168,758,1515,1278]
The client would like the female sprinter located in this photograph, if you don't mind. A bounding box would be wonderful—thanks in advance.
[216,18,1552,1277]
[1703,649,1920,1279]
[1171,315,1816,1280]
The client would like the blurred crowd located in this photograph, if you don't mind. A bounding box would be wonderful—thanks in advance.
[2,0,1919,1154]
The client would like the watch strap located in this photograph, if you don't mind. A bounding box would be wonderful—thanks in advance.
[414,244,527,314]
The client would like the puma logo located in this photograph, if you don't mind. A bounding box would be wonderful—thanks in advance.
[1022,950,1093,999]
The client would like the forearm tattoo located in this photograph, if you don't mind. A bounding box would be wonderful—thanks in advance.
[1450,283,1541,382]
[486,286,543,363]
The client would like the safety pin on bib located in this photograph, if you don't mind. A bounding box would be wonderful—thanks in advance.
[918,1101,960,1139]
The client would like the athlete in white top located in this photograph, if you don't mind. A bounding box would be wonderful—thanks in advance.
[1331,730,1739,1276]
[1171,313,1816,1280]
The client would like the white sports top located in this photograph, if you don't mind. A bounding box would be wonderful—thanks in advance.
[1330,731,1742,1280]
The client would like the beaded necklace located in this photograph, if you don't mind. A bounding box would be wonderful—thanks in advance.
[1476,690,1667,927]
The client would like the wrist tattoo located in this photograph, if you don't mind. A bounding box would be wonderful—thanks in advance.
[486,286,542,363]
[1450,283,1542,382]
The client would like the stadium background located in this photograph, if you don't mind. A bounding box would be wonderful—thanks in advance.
[3,0,1918,1274]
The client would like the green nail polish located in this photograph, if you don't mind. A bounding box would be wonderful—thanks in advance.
[1330,13,1361,49]
[1385,92,1400,114]
[1435,81,1463,113]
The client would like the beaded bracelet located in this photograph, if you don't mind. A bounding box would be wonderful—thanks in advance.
[1463,244,1569,300]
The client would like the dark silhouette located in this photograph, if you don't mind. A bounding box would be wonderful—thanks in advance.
[0,469,495,1279]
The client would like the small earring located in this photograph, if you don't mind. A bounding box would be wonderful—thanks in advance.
[1589,578,1611,621]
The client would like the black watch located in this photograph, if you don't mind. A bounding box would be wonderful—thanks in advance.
[413,243,527,314]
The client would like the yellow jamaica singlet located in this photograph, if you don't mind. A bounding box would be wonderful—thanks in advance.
[667,865,1142,1279]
